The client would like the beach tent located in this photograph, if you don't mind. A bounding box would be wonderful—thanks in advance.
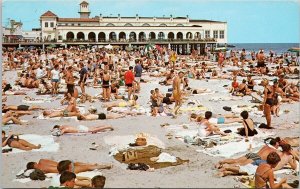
[105,44,113,49]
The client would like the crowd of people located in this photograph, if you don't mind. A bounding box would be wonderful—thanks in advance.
[2,44,299,188]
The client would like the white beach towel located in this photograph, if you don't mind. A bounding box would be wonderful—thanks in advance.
[3,134,59,153]
[156,152,177,163]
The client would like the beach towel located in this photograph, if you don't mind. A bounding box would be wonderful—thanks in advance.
[113,145,189,169]
[2,134,59,153]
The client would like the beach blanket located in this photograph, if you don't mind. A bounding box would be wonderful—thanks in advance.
[2,134,59,153]
[164,122,274,158]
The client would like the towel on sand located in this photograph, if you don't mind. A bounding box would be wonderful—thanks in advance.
[2,134,59,153]
[114,145,188,169]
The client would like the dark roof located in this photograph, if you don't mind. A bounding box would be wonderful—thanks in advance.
[58,18,98,22]
[41,11,57,17]
[190,19,226,23]
[80,1,89,5]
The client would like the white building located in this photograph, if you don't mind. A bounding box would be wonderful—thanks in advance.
[40,1,227,45]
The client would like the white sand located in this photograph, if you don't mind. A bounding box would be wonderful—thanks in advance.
[1,68,299,188]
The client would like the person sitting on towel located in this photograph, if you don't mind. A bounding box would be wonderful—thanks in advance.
[237,111,258,140]
[197,111,227,137]
[51,124,113,135]
[26,159,112,174]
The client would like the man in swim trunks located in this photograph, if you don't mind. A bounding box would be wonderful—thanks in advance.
[77,112,126,120]
[65,66,75,96]
[26,159,112,174]
[2,104,43,111]
[124,66,136,100]
[51,124,113,135]
[172,71,184,116]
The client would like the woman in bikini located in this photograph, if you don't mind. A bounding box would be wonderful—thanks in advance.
[102,70,111,102]
[255,152,289,189]
[247,75,255,91]
[103,95,138,109]
[2,131,41,151]
[261,79,274,128]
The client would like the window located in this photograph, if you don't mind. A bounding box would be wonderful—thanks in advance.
[219,30,224,39]
[78,23,81,26]
[205,30,210,38]
[50,22,54,27]
[71,23,74,26]
[213,30,218,38]
[45,22,48,27]
[58,35,62,40]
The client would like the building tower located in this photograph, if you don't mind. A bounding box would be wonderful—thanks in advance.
[78,1,90,18]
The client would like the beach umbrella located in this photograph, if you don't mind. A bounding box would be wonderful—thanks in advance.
[105,44,113,49]
[17,47,24,50]
[79,45,85,49]
[49,44,56,48]
[145,44,155,52]
[46,46,53,49]
[113,45,120,49]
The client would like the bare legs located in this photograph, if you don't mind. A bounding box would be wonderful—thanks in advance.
[264,104,272,128]
[90,126,114,133]
[10,140,41,151]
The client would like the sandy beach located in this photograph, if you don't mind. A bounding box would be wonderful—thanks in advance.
[1,63,299,188]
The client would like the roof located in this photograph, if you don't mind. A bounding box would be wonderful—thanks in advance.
[80,1,89,5]
[41,11,57,17]
[189,19,226,23]
[58,18,99,22]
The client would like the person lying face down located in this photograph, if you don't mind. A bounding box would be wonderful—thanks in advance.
[51,124,114,135]
[76,112,126,121]
[26,159,112,174]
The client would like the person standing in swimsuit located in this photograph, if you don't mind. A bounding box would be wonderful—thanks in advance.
[79,62,88,95]
[66,66,75,97]
[102,70,111,102]
[124,66,136,100]
[261,79,274,128]
[172,71,184,116]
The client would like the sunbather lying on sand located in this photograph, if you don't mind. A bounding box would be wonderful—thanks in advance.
[216,138,280,168]
[26,159,112,174]
[217,144,298,177]
[190,112,242,124]
[2,131,41,151]
[2,104,43,111]
[51,124,113,135]
[77,112,126,120]
[103,95,138,109]
[43,109,81,118]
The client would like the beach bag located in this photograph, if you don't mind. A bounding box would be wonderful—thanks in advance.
[29,169,46,181]
[122,151,138,162]
[135,137,147,146]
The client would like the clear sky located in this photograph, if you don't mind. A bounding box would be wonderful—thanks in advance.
[2,0,300,43]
